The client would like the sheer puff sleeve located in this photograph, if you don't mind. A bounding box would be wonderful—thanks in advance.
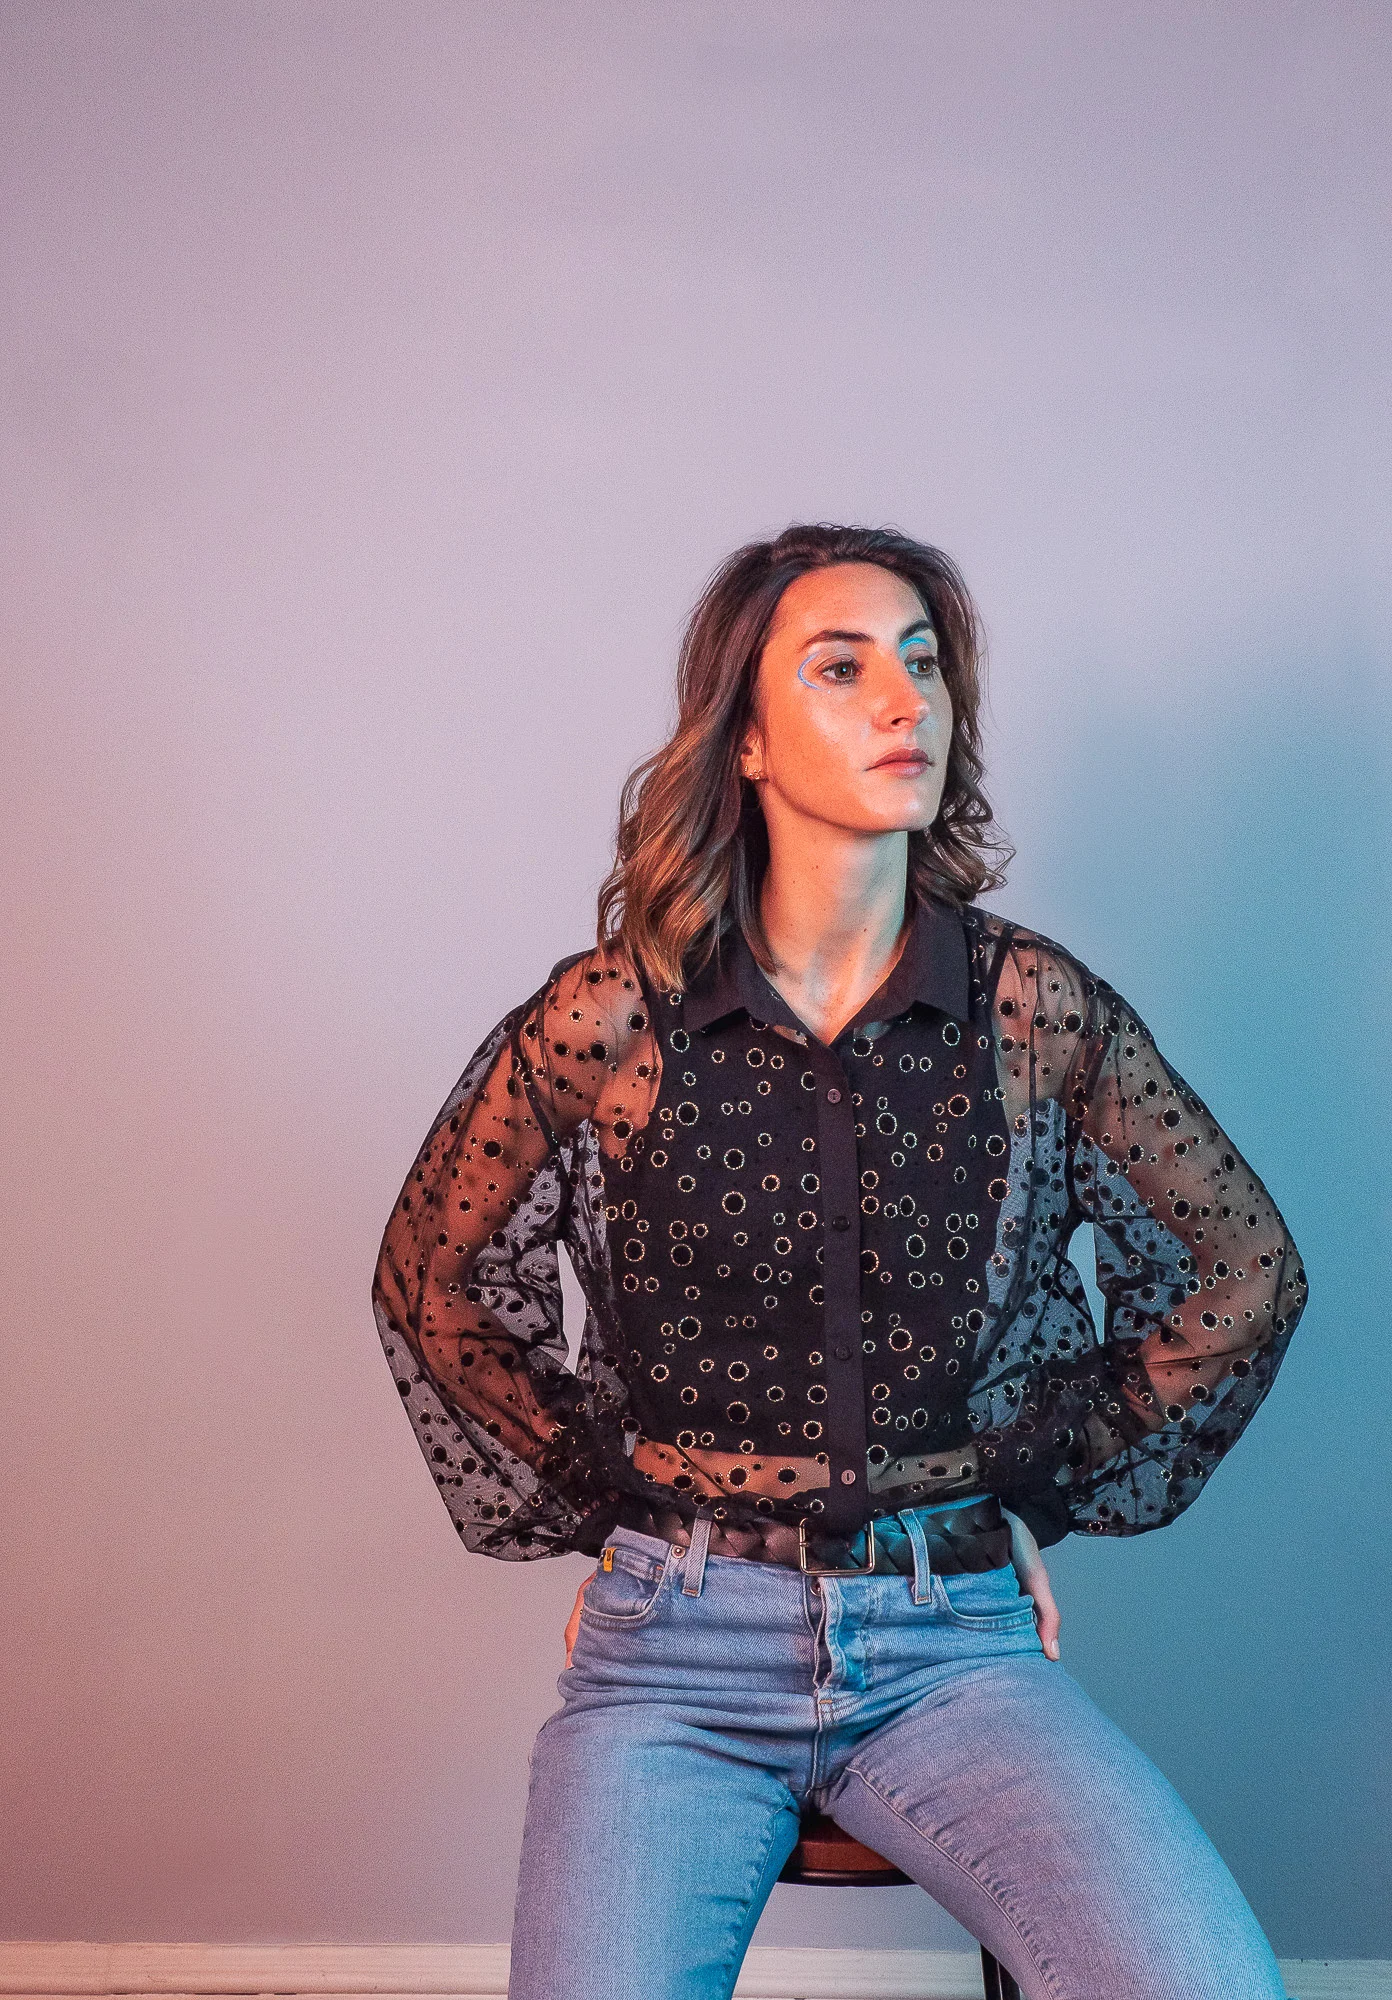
[371,946,657,1559]
[974,935,1308,1544]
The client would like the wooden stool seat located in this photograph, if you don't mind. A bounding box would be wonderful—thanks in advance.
[778,1812,911,1887]
[780,1811,1021,2000]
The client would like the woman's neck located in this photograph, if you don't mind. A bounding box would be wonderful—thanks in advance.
[756,829,911,1047]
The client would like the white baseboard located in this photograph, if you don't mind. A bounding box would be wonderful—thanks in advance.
[0,1941,1387,2000]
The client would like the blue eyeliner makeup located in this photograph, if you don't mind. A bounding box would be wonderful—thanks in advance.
[796,655,827,689]
[899,627,937,663]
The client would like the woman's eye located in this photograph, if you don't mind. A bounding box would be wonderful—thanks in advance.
[822,658,859,681]
[907,654,939,677]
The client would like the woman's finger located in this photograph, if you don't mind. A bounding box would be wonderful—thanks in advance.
[1001,1506,1062,1661]
[1025,1562,1063,1661]
[563,1571,593,1669]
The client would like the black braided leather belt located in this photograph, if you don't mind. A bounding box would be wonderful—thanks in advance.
[614,1491,1012,1576]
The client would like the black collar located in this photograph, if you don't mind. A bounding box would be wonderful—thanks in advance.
[682,894,972,1041]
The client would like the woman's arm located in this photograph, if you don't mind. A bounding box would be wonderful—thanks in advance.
[972,939,1308,1539]
[372,947,659,1557]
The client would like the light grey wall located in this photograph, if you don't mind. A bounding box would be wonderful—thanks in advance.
[2,0,1387,1959]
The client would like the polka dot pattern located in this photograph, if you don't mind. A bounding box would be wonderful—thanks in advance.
[612,1001,1008,1507]
[372,901,1307,1558]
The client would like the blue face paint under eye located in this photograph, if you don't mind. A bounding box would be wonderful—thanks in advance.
[796,656,828,690]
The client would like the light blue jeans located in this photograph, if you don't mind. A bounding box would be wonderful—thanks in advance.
[509,1503,1287,2000]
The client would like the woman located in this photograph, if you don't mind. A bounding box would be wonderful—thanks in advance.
[372,524,1307,2000]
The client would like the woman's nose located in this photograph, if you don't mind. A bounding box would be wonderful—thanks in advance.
[879,667,932,725]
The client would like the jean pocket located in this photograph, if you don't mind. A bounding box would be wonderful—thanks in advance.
[579,1538,673,1627]
[934,1566,1038,1630]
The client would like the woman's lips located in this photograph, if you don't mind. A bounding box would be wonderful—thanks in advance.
[870,750,930,771]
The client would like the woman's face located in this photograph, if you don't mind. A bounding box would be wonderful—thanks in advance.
[740,562,953,837]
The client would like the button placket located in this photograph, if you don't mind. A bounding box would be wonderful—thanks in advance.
[810,1040,868,1533]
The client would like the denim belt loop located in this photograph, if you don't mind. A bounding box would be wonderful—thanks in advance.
[682,1511,714,1598]
[899,1508,935,1605]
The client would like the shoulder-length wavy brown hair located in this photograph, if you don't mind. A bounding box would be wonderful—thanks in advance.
[596,523,1011,993]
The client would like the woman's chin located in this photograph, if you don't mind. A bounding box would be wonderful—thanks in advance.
[846,802,943,837]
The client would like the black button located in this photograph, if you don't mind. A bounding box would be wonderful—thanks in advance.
[834,1345,852,1361]
[826,1087,842,1103]
[831,1215,851,1231]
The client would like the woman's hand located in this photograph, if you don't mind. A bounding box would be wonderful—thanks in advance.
[1001,1507,1061,1660]
[563,1569,594,1669]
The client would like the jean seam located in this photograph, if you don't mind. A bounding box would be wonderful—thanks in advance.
[710,1804,793,2000]
[940,1607,1038,1633]
[839,1768,1062,2000]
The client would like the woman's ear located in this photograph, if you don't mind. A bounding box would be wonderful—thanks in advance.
[738,726,765,785]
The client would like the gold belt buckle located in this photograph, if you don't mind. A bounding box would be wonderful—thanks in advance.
[798,1516,877,1576]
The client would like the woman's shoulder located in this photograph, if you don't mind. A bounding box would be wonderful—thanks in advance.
[524,937,657,1067]
[966,904,1115,1030]
[966,902,1094,975]
[519,937,659,1141]
[538,936,650,1015]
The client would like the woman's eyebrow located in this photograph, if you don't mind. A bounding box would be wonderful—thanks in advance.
[800,618,936,648]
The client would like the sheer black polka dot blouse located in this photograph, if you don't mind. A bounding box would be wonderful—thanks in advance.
[371,894,1308,1559]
